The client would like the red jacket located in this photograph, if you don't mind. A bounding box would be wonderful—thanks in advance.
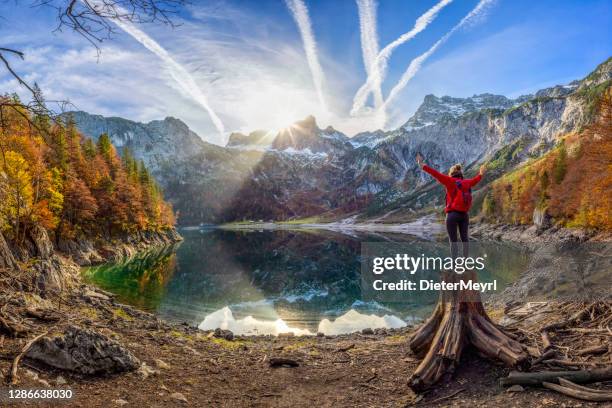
[422,165,482,213]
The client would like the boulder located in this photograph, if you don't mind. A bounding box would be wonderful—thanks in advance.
[213,328,234,341]
[32,257,66,295]
[0,232,17,270]
[26,326,140,375]
[82,289,110,302]
[57,239,104,266]
[31,256,78,296]
[29,225,54,259]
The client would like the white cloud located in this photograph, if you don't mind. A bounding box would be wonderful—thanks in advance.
[107,10,226,139]
[0,0,502,143]
[351,0,453,116]
[285,0,328,112]
[356,0,383,108]
[383,0,497,113]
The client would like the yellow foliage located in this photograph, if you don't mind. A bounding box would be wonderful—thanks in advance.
[484,90,612,230]
[0,96,175,242]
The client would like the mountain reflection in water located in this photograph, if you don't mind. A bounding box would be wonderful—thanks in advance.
[82,228,530,335]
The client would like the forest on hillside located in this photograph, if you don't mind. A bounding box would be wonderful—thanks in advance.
[481,90,611,230]
[0,94,175,247]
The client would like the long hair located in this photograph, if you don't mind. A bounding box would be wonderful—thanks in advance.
[449,164,463,179]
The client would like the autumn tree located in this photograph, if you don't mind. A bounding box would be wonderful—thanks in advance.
[552,140,568,184]
[1,151,34,241]
[0,98,175,244]
[484,88,611,229]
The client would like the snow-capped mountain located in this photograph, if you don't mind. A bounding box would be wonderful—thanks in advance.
[402,93,533,131]
[228,116,353,156]
[67,57,611,224]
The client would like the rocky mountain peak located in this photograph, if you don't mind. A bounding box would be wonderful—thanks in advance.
[62,111,207,168]
[66,57,610,224]
[324,125,337,133]
[226,130,271,148]
[227,116,352,155]
[349,129,387,148]
[272,115,322,152]
[577,57,612,91]
[403,93,522,131]
[535,84,578,98]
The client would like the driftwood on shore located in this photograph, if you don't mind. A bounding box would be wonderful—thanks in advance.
[8,330,49,384]
[500,367,612,386]
[543,378,612,402]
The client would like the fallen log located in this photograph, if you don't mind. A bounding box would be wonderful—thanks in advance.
[24,308,61,322]
[543,381,612,402]
[558,377,612,394]
[500,367,612,387]
[545,359,599,368]
[576,345,608,356]
[542,306,591,331]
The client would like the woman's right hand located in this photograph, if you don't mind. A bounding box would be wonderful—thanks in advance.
[416,153,424,168]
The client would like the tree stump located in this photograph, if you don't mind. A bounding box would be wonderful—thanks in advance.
[408,270,528,391]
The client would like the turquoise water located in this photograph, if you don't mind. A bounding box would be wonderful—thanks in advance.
[82,228,531,335]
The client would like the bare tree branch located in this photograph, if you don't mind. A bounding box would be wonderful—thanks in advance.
[0,0,187,120]
[35,0,186,54]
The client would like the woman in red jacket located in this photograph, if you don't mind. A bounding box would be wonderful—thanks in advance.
[416,153,485,258]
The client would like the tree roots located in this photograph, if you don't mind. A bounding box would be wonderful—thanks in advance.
[407,272,528,391]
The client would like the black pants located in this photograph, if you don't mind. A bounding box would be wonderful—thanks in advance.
[446,211,469,259]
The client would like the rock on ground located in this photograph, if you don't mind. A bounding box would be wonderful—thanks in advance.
[26,326,140,375]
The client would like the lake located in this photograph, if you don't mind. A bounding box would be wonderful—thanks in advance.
[81,227,532,336]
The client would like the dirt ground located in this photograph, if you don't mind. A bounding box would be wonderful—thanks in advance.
[1,284,609,408]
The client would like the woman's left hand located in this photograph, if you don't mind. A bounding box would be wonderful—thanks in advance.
[479,165,486,176]
[416,153,425,168]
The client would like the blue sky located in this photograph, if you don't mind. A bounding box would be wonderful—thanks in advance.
[0,0,610,145]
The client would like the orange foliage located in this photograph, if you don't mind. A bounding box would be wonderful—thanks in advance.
[0,96,175,243]
[484,89,612,230]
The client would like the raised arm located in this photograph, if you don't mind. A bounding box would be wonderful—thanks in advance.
[422,165,455,187]
[464,174,482,188]
[416,154,454,187]
[465,164,486,188]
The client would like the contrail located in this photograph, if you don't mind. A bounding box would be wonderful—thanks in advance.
[285,0,328,111]
[105,8,226,137]
[383,0,496,110]
[351,0,453,115]
[356,0,383,108]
